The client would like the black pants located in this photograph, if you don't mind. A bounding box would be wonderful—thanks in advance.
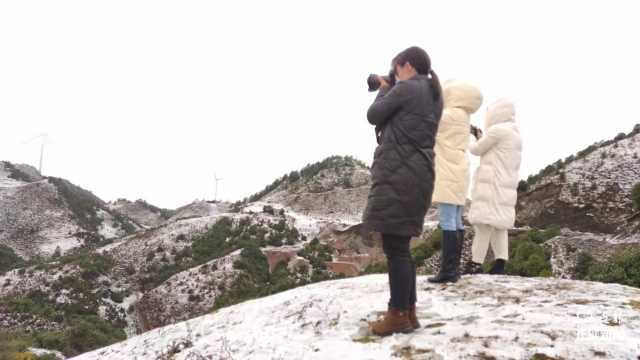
[382,234,417,310]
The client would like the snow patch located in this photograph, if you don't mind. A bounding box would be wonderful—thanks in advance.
[72,275,640,360]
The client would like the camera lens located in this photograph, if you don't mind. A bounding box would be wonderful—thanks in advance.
[367,74,381,92]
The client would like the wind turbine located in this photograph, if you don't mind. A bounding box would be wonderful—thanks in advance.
[23,133,55,173]
[214,171,223,202]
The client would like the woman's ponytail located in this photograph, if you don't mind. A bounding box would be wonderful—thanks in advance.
[429,69,443,102]
[394,46,442,102]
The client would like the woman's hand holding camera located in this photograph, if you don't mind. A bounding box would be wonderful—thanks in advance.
[471,126,483,140]
[378,76,390,88]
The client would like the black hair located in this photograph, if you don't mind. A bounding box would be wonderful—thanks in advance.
[392,46,442,102]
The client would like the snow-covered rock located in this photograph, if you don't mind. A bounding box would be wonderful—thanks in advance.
[71,275,640,360]
[170,201,231,222]
[106,201,166,229]
[517,133,640,236]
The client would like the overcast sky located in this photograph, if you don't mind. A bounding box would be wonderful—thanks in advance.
[2,1,639,209]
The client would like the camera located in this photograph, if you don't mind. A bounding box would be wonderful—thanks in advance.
[470,125,480,139]
[367,69,396,92]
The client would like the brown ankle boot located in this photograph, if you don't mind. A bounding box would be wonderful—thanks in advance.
[409,305,421,329]
[372,308,414,337]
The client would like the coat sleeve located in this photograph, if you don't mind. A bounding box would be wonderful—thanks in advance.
[468,128,500,156]
[367,82,408,126]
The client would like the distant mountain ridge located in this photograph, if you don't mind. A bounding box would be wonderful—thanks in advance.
[2,136,640,360]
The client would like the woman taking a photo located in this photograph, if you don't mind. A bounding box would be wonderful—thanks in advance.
[464,98,523,275]
[428,79,483,284]
[362,46,443,337]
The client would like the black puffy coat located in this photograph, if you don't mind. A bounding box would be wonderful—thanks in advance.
[362,74,443,238]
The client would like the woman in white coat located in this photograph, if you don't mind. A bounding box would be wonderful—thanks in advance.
[464,98,523,275]
[428,79,483,283]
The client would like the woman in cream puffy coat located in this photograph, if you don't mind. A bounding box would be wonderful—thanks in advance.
[428,79,483,284]
[464,98,523,275]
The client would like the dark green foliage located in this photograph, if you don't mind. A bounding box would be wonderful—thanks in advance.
[244,155,369,204]
[297,237,333,270]
[0,244,24,274]
[109,211,137,235]
[517,180,529,193]
[505,239,553,277]
[364,229,443,274]
[559,171,566,181]
[30,315,127,357]
[270,220,286,232]
[57,251,115,281]
[518,225,560,245]
[571,251,596,280]
[141,216,298,290]
[411,229,443,267]
[110,291,124,303]
[364,261,388,274]
[263,205,275,215]
[614,132,626,141]
[538,269,554,277]
[2,161,33,182]
[47,177,102,231]
[341,176,352,188]
[134,199,176,220]
[501,226,560,277]
[288,170,300,182]
[631,182,640,210]
[583,245,640,287]
[267,232,283,247]
[213,240,333,310]
[126,264,136,275]
[0,330,62,360]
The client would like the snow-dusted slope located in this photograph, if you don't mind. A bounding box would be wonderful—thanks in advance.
[106,201,166,229]
[517,133,640,235]
[96,216,224,273]
[0,178,83,259]
[72,275,640,360]
[170,201,231,222]
[136,249,243,330]
[262,160,371,223]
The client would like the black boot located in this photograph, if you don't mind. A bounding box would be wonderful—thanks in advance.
[428,230,459,283]
[487,259,505,275]
[454,229,465,281]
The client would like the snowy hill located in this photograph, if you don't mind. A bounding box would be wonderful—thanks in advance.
[4,149,640,360]
[0,162,137,259]
[71,274,640,360]
[261,156,372,223]
[169,200,230,222]
[106,199,169,229]
[517,127,640,237]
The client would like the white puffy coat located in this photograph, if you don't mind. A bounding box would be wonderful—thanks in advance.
[432,79,483,206]
[468,98,523,229]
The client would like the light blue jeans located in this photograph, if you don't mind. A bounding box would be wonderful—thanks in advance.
[438,203,463,231]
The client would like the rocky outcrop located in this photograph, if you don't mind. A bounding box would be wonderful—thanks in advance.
[107,201,166,229]
[326,262,359,277]
[262,246,304,273]
[337,254,372,272]
[263,164,371,223]
[543,234,638,278]
[517,133,640,235]
[170,201,231,222]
